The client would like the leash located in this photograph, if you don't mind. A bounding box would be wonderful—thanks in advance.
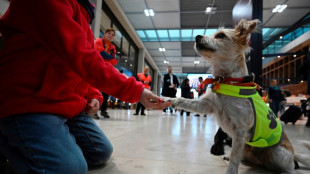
[202,74,261,91]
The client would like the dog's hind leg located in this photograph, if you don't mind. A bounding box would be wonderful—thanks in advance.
[163,97,217,115]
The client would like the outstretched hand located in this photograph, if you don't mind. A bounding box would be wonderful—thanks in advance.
[139,89,171,110]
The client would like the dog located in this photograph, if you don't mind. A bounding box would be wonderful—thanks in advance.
[163,19,310,174]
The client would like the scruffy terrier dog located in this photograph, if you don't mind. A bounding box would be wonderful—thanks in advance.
[164,19,310,174]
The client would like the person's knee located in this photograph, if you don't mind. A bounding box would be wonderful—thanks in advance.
[86,141,113,167]
[58,156,88,174]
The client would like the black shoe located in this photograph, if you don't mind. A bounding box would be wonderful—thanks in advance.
[194,114,200,117]
[91,114,100,120]
[102,112,110,118]
[133,113,138,115]
[141,113,146,116]
[204,115,207,117]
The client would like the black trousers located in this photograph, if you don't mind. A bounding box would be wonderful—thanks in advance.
[135,102,145,114]
[100,92,109,111]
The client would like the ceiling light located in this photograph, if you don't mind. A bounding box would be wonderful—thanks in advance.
[206,7,212,13]
[288,79,290,81]
[194,61,200,64]
[159,48,166,52]
[205,6,217,14]
[262,57,265,59]
[293,54,297,57]
[125,59,127,62]
[164,60,169,64]
[130,64,132,66]
[144,9,154,16]
[277,56,280,58]
[279,36,283,39]
[272,4,287,13]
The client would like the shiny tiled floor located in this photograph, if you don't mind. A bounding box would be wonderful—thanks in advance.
[88,109,310,174]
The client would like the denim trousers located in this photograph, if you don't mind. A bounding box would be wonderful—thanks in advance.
[0,113,113,174]
[270,101,281,116]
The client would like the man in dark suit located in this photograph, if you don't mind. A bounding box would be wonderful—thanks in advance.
[161,66,179,113]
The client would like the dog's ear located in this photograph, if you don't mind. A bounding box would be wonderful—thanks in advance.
[235,19,260,35]
[235,19,260,45]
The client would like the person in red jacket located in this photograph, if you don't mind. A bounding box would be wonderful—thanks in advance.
[134,66,152,116]
[0,0,170,173]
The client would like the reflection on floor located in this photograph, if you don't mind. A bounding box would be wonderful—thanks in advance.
[88,109,310,174]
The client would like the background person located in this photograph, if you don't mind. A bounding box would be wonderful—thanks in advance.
[268,79,284,117]
[0,1,170,173]
[134,66,152,116]
[180,78,191,116]
[94,28,118,119]
[161,66,179,114]
[195,77,207,117]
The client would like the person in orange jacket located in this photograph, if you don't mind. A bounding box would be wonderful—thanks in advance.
[134,66,152,116]
[94,28,118,65]
[94,28,118,118]
[195,77,207,117]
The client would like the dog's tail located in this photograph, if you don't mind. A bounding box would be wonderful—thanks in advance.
[294,141,310,168]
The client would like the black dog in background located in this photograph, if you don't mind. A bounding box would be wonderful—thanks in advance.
[210,127,232,156]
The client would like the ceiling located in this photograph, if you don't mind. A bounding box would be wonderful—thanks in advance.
[116,0,310,74]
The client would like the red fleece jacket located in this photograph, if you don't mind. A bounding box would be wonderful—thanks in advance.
[0,0,144,118]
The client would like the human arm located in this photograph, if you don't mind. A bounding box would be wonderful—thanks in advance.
[10,0,138,102]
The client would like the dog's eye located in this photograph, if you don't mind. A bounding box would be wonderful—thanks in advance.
[215,33,226,39]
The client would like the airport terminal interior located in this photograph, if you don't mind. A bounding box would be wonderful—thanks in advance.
[0,0,310,173]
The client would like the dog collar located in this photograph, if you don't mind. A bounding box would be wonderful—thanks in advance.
[202,74,261,90]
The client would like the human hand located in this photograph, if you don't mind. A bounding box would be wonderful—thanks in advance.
[85,99,100,115]
[139,89,171,110]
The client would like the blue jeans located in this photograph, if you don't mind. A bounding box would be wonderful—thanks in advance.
[0,113,113,174]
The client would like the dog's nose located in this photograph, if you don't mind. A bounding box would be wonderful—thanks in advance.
[195,35,203,42]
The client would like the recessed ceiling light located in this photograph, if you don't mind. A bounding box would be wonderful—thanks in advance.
[262,57,265,59]
[144,9,154,16]
[293,54,297,57]
[194,61,200,64]
[279,36,283,39]
[277,56,280,58]
[205,6,217,14]
[159,48,166,52]
[272,4,287,13]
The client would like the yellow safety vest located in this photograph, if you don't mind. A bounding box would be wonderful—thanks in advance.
[214,83,282,148]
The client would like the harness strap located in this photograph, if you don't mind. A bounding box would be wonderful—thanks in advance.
[202,75,261,90]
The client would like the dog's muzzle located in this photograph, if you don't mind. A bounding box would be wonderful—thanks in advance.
[195,35,215,52]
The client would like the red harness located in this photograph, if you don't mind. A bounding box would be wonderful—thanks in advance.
[202,75,261,90]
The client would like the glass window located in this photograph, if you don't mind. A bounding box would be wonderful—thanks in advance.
[192,29,205,38]
[169,29,180,41]
[205,29,217,36]
[181,29,192,41]
[100,10,111,32]
[145,30,158,41]
[112,25,122,49]
[129,45,136,71]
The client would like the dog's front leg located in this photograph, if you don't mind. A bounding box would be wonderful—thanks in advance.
[226,129,247,174]
[163,97,215,115]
